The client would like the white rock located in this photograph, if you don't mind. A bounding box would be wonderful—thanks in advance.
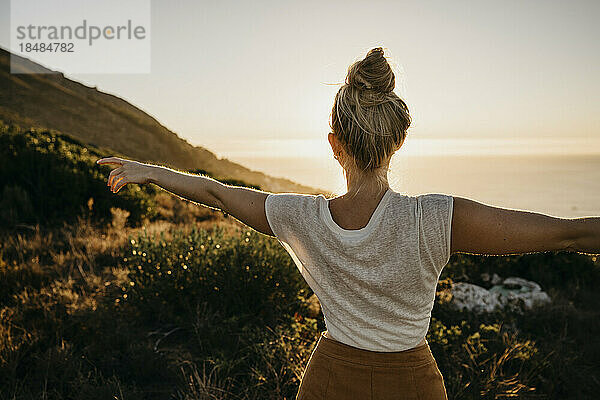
[490,277,551,311]
[501,277,542,292]
[450,277,551,314]
[450,282,503,313]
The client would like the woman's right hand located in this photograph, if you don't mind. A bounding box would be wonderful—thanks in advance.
[96,157,155,193]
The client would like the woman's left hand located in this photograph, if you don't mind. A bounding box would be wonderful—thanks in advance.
[96,157,154,193]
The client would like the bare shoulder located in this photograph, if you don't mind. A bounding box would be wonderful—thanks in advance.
[450,196,577,256]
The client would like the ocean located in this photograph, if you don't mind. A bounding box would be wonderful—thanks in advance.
[197,138,600,219]
[221,154,600,219]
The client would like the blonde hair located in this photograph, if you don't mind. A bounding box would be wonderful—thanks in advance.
[330,47,411,196]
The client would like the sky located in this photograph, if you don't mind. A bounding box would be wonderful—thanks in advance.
[1,0,599,157]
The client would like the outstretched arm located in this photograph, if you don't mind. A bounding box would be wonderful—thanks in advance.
[96,157,275,236]
[451,196,600,256]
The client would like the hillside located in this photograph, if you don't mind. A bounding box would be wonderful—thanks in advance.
[0,48,326,195]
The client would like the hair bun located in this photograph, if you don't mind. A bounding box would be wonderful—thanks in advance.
[346,47,395,93]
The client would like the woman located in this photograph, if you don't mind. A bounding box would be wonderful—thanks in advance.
[97,47,599,400]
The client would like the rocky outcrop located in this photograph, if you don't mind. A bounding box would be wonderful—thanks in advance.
[450,276,551,314]
[489,277,551,310]
[450,282,503,313]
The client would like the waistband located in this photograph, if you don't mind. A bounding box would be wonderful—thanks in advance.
[315,331,435,367]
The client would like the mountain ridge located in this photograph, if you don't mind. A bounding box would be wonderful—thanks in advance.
[0,47,328,195]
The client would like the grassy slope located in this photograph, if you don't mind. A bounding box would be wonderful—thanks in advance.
[0,47,326,195]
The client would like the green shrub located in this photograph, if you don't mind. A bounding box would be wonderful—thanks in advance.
[122,225,309,328]
[0,122,157,227]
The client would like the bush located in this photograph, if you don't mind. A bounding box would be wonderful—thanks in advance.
[0,122,157,227]
[118,225,317,399]
[122,225,308,328]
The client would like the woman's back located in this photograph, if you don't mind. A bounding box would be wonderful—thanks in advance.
[265,188,453,352]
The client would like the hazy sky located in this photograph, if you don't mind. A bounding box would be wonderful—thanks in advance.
[1,0,599,152]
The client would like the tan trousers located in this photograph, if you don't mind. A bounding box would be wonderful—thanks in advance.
[296,331,448,400]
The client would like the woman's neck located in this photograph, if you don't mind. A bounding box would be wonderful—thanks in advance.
[343,172,390,200]
[340,179,390,199]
